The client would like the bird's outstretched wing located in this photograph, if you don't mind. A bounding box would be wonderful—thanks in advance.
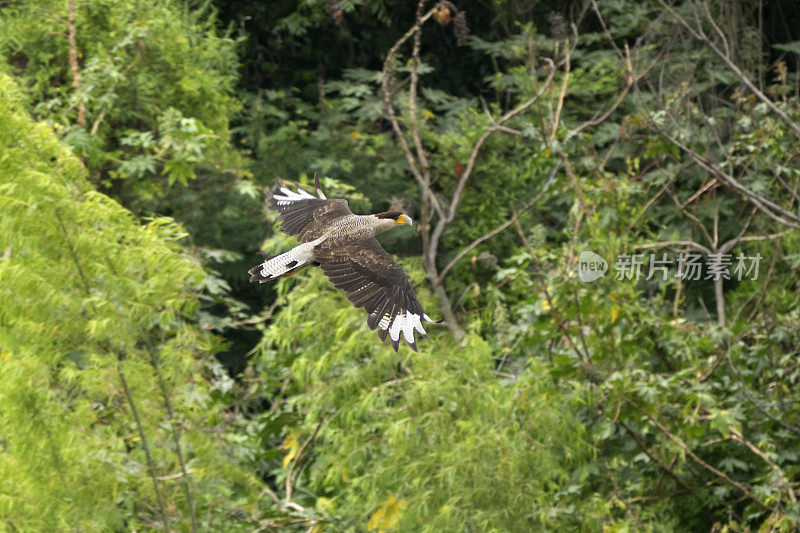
[315,238,433,351]
[267,176,352,242]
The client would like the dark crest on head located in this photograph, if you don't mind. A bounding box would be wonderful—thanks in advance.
[376,211,404,220]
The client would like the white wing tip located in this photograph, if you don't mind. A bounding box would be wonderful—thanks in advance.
[274,184,316,202]
[389,316,402,342]
[401,312,416,344]
[381,312,425,346]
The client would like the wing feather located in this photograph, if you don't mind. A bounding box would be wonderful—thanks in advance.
[316,238,432,351]
[368,295,393,331]
[267,181,353,243]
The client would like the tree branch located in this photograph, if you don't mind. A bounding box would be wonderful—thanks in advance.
[444,65,556,227]
[380,3,443,219]
[728,425,797,505]
[629,399,770,511]
[571,43,635,137]
[633,240,711,255]
[619,420,696,495]
[408,0,430,188]
[57,211,171,530]
[514,217,588,363]
[669,188,715,251]
[661,132,800,230]
[118,364,171,532]
[659,0,800,141]
[285,418,323,505]
[67,0,86,129]
[146,343,198,532]
[549,44,570,146]
[438,161,560,282]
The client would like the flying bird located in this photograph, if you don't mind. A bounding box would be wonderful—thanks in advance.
[249,176,434,351]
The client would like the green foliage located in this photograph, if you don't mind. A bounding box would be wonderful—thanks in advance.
[0,72,265,530]
[246,267,602,530]
[3,0,800,530]
[1,0,238,183]
[0,0,263,258]
[0,0,268,377]
[230,0,800,529]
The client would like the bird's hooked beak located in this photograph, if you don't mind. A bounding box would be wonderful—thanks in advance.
[397,214,413,226]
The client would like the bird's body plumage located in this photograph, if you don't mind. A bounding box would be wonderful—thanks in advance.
[249,177,433,351]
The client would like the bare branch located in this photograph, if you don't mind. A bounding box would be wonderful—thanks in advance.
[408,0,430,188]
[437,162,560,281]
[263,485,282,508]
[233,297,281,328]
[659,0,800,141]
[548,44,570,146]
[700,1,730,58]
[681,177,719,208]
[380,3,444,219]
[629,400,771,511]
[67,0,86,129]
[729,426,798,504]
[633,240,711,255]
[440,63,557,229]
[590,0,623,58]
[628,180,670,229]
[422,54,557,340]
[569,43,667,138]
[156,471,186,481]
[722,228,794,252]
[571,43,635,137]
[669,189,715,248]
[619,420,696,495]
[379,2,465,338]
[661,132,800,230]
[89,107,106,136]
[561,157,591,215]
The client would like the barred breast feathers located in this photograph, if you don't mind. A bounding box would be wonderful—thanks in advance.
[318,214,387,245]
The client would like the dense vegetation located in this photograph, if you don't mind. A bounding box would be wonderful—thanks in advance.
[1,0,800,530]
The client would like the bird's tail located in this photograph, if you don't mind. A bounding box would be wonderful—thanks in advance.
[249,242,317,283]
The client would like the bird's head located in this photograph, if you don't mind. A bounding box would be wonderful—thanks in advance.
[376,211,413,226]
